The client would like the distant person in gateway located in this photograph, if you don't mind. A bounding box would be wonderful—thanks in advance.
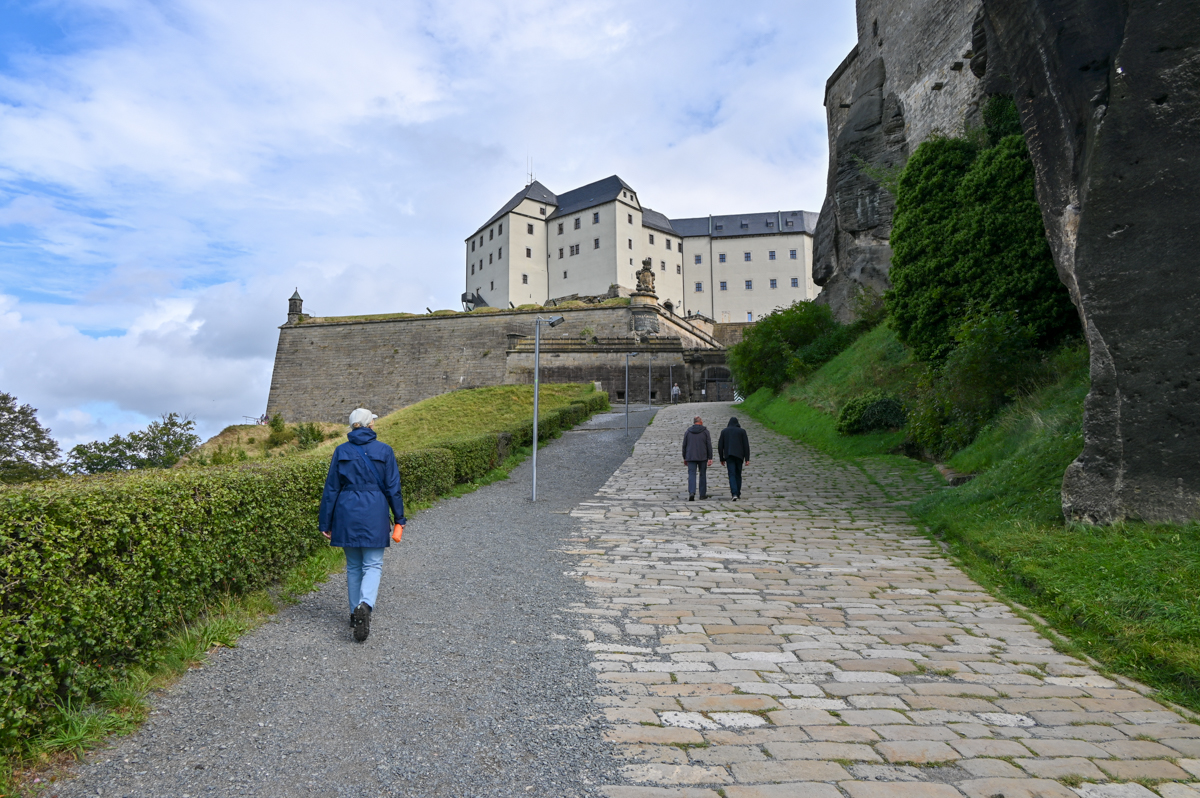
[682,416,713,501]
[671,383,681,403]
[318,408,407,643]
[718,417,750,501]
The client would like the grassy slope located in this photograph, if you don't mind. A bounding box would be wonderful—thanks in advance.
[740,326,1200,713]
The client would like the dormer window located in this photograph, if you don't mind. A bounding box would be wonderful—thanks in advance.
[539,207,546,215]
[766,220,774,228]
[714,224,724,231]
[740,220,749,229]
[786,219,794,227]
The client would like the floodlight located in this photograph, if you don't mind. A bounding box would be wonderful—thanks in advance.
[548,316,565,327]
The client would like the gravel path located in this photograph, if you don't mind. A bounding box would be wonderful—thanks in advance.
[51,408,657,798]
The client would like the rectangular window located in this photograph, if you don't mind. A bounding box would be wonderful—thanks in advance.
[627,213,632,223]
[628,238,633,249]
[649,233,655,244]
[522,274,528,284]
[790,249,797,259]
[745,279,753,290]
[540,206,546,215]
[715,223,724,231]
[719,281,727,291]
[471,264,475,275]
[594,238,600,249]
[593,212,600,224]
[479,260,483,270]
[498,223,503,234]
[694,282,703,292]
[471,241,475,252]
[527,223,534,234]
[479,236,483,246]
[791,277,799,288]
[744,252,751,262]
[785,219,793,227]
[719,253,726,263]
[557,222,564,234]
[766,220,774,228]
[769,250,776,260]
[677,242,682,252]
[573,217,581,229]
[571,244,580,255]
[740,221,748,229]
[660,261,665,271]
[747,312,753,322]
[770,278,778,288]
[490,280,494,290]
[525,247,532,258]
[694,254,702,264]
[498,247,502,258]
[676,264,681,274]
[563,270,568,279]
[665,239,671,250]
[558,248,564,259]
[489,254,493,264]
[489,229,494,240]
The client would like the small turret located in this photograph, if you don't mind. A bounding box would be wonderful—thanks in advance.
[288,289,303,324]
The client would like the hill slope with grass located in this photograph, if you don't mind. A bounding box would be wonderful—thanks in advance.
[740,325,1200,714]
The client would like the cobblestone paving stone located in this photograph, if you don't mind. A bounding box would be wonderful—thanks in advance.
[571,403,1200,798]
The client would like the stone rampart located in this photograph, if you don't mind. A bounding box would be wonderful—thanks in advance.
[266,305,725,423]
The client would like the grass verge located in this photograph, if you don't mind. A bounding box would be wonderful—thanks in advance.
[740,328,1200,715]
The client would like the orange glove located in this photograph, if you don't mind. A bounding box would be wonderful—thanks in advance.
[392,524,404,543]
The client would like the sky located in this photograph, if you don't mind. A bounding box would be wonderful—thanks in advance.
[0,0,858,448]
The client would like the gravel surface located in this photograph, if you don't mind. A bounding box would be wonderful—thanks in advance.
[50,409,657,798]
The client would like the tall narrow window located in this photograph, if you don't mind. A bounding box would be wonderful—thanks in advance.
[719,281,727,291]
[498,223,502,234]
[489,229,494,240]
[489,254,493,264]
[769,250,776,260]
[471,264,475,275]
[574,218,581,229]
[539,207,546,215]
[694,254,702,265]
[665,239,671,250]
[498,247,502,258]
[593,212,599,224]
[790,249,797,259]
[745,279,753,290]
[558,248,564,259]
[660,261,665,271]
[649,233,655,245]
[527,223,534,234]
[747,312,753,322]
[525,247,532,258]
[557,222,564,234]
[563,270,568,279]
[628,239,633,249]
[677,242,682,252]
[490,280,494,290]
[744,252,751,262]
[694,282,703,292]
[522,274,528,284]
[719,253,726,263]
[676,264,681,274]
[593,238,600,249]
[471,241,475,252]
[627,213,633,223]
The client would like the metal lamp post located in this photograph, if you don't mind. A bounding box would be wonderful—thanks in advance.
[531,315,565,501]
[647,353,653,406]
[625,351,639,435]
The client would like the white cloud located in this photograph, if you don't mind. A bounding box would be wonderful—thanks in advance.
[0,0,857,447]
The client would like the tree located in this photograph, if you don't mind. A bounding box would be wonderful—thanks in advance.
[67,412,201,474]
[727,302,842,394]
[0,392,63,483]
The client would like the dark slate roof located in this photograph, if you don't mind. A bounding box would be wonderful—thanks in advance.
[641,207,677,235]
[472,180,557,237]
[669,210,819,238]
[546,175,635,220]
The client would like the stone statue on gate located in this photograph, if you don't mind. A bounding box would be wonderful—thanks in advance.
[636,258,655,295]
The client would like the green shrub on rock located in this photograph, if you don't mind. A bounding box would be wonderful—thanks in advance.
[835,391,907,435]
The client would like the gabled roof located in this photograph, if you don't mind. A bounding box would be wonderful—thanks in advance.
[472,180,557,237]
[546,175,635,220]
[669,210,819,238]
[640,207,677,235]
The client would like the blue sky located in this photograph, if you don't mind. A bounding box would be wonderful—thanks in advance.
[0,0,857,447]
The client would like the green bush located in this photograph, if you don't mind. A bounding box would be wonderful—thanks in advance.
[907,313,1042,456]
[295,422,325,450]
[886,106,1077,362]
[728,302,843,393]
[265,414,295,448]
[835,391,907,435]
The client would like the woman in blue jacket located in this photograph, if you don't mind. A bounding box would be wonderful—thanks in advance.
[318,408,406,642]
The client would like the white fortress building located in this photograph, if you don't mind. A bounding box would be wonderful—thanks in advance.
[463,175,819,323]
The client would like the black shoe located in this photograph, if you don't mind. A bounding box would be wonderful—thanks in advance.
[688,494,695,501]
[352,602,372,642]
[731,495,738,501]
[700,494,709,500]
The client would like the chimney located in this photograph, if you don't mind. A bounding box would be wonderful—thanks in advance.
[288,289,303,324]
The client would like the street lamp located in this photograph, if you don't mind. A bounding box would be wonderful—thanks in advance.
[532,315,565,501]
[625,351,639,436]
[647,352,653,406]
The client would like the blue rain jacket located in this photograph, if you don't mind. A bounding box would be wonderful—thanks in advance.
[317,427,406,548]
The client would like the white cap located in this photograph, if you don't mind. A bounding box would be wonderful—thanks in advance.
[348,408,378,427]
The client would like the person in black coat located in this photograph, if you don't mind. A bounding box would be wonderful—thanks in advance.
[318,408,406,642]
[717,417,751,500]
[681,416,713,501]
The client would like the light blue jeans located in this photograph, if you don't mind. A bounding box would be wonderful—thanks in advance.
[344,547,384,612]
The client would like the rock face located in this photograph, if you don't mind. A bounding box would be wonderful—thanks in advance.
[814,0,989,321]
[981,0,1200,523]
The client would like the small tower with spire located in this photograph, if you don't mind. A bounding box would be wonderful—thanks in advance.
[287,289,304,324]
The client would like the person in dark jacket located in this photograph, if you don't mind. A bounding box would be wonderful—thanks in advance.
[717,417,751,500]
[318,408,406,642]
[681,416,713,501]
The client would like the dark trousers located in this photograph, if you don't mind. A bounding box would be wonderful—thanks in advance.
[687,461,707,497]
[725,456,744,497]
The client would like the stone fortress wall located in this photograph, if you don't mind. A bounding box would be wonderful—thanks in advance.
[266,299,731,424]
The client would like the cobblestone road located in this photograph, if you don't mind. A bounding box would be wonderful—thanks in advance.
[573,403,1200,798]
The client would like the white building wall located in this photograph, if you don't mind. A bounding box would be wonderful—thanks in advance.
[680,235,713,318]
[710,233,814,322]
[465,218,512,310]
[509,198,551,306]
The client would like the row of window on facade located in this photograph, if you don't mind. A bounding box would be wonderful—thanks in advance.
[712,218,797,232]
[693,249,798,265]
[693,277,801,292]
[470,222,503,251]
